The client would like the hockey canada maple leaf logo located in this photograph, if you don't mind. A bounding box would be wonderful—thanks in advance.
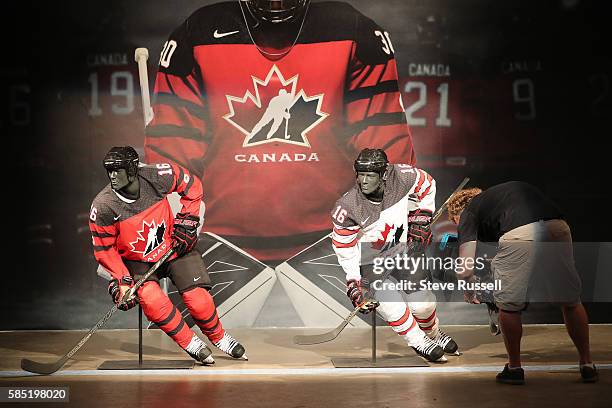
[223,65,329,148]
[130,219,167,256]
[372,223,405,251]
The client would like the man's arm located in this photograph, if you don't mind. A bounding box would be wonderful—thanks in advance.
[458,240,480,304]
[457,241,478,280]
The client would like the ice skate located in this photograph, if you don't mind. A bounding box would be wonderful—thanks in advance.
[409,333,446,362]
[431,330,459,355]
[213,332,248,360]
[185,335,215,365]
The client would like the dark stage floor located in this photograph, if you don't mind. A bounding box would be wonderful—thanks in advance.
[1,325,611,407]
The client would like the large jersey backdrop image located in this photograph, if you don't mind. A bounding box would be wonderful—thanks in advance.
[1,1,611,407]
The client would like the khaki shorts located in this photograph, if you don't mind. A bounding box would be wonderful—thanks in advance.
[491,219,582,312]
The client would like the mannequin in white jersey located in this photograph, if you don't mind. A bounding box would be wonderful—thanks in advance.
[330,148,459,362]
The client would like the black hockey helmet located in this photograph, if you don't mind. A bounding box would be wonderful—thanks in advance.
[103,146,139,178]
[244,0,309,23]
[354,148,389,176]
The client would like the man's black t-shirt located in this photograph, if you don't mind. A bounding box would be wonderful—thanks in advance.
[458,181,563,244]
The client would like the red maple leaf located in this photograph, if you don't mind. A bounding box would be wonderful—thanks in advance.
[130,222,152,254]
[371,224,394,250]
[129,220,166,255]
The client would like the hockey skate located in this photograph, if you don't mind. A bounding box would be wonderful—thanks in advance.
[410,334,446,362]
[185,335,215,365]
[431,330,460,355]
[213,332,248,360]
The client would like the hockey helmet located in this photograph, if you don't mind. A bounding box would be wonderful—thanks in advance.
[244,0,309,23]
[103,146,139,178]
[354,148,389,176]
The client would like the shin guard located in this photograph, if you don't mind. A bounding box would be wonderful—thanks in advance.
[138,282,195,349]
[181,287,225,343]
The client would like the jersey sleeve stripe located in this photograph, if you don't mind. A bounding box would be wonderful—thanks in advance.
[332,231,359,244]
[145,145,200,172]
[146,124,208,142]
[93,244,113,252]
[161,73,202,103]
[175,166,185,191]
[332,236,359,248]
[92,235,116,246]
[417,174,434,200]
[349,59,398,89]
[146,144,206,178]
[333,227,360,237]
[180,170,195,197]
[154,93,207,121]
[413,169,426,195]
[89,222,117,233]
[179,74,202,100]
[381,133,411,151]
[346,112,406,137]
[345,80,399,103]
[91,231,116,238]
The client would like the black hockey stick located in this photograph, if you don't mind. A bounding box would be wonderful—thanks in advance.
[294,299,379,345]
[293,177,470,346]
[21,247,176,375]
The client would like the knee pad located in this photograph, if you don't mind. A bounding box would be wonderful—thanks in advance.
[408,301,436,318]
[181,287,216,317]
[138,281,173,322]
[377,301,408,323]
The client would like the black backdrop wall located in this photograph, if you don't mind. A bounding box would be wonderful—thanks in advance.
[4,0,610,329]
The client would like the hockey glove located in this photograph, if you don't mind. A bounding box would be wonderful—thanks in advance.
[407,209,433,247]
[347,279,376,314]
[108,276,138,311]
[172,212,200,256]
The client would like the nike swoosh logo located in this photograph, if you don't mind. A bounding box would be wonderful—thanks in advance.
[213,29,239,38]
[361,216,370,226]
[193,277,201,282]
[114,215,121,221]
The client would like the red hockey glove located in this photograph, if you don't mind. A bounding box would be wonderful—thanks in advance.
[407,209,433,246]
[172,212,199,256]
[108,276,138,311]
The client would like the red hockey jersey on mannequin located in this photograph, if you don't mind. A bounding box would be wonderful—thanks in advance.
[89,163,202,280]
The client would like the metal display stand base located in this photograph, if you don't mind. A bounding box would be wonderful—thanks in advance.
[98,305,194,370]
[332,311,428,368]
[98,359,194,370]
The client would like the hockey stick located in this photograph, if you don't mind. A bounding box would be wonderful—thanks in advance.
[293,177,470,346]
[21,247,175,375]
[294,299,379,345]
[284,113,290,139]
[135,48,154,126]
